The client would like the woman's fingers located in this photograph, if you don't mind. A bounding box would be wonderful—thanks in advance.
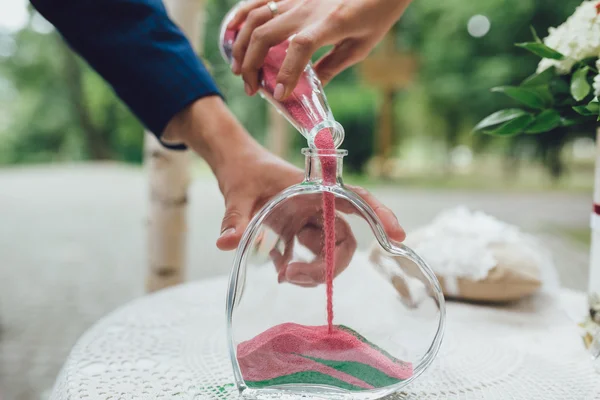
[273,31,319,99]
[227,0,273,30]
[274,8,346,98]
[239,3,302,93]
[313,39,368,85]
[275,22,340,99]
[232,1,294,74]
[228,0,349,96]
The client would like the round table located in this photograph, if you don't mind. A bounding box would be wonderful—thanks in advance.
[50,274,600,400]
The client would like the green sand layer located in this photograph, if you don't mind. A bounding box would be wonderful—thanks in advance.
[246,371,364,391]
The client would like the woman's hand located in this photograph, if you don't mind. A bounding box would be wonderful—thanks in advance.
[227,0,412,98]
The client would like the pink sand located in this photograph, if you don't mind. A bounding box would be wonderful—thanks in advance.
[314,132,337,333]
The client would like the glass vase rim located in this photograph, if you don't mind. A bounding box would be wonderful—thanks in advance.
[302,147,348,157]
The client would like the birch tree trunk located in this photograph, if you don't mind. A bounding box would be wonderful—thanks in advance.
[144,0,205,292]
[267,107,290,158]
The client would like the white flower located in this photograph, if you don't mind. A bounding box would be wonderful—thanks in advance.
[537,1,600,74]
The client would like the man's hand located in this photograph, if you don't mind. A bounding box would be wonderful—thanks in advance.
[164,97,405,282]
[227,0,412,98]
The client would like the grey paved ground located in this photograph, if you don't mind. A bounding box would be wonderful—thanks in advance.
[0,163,592,400]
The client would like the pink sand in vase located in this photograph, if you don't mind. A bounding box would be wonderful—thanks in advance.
[238,323,413,390]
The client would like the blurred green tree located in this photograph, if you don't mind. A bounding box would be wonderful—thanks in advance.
[0,9,143,165]
[0,0,588,178]
[397,0,584,176]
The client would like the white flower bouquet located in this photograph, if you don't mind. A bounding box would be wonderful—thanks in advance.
[474,0,600,135]
[474,1,600,360]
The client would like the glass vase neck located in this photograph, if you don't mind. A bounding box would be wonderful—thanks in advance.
[302,148,347,186]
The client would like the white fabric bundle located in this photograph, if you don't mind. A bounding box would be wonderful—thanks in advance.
[371,207,551,303]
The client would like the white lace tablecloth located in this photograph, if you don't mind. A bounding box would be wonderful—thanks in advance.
[50,272,600,400]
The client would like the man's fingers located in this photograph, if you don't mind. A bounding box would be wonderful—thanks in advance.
[295,223,322,255]
[284,230,352,286]
[217,197,254,251]
[288,215,355,286]
[270,242,293,283]
[285,260,324,287]
[345,185,406,242]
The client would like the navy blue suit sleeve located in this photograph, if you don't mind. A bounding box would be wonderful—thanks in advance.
[30,0,222,150]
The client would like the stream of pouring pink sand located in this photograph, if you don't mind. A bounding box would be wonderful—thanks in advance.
[225,26,413,390]
[314,132,337,333]
[258,38,338,331]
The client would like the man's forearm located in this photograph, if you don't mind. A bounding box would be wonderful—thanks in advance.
[163,96,258,177]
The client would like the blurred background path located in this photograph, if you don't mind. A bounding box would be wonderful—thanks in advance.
[0,163,591,399]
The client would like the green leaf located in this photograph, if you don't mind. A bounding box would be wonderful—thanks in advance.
[524,110,561,133]
[515,42,565,60]
[575,97,600,115]
[572,97,599,115]
[473,109,528,131]
[550,78,571,95]
[482,114,534,136]
[522,67,555,87]
[576,57,598,72]
[491,86,549,109]
[561,115,590,126]
[573,105,595,116]
[571,66,591,101]
[530,26,541,43]
[588,97,600,112]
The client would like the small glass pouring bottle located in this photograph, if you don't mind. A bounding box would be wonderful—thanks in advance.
[218,3,344,149]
